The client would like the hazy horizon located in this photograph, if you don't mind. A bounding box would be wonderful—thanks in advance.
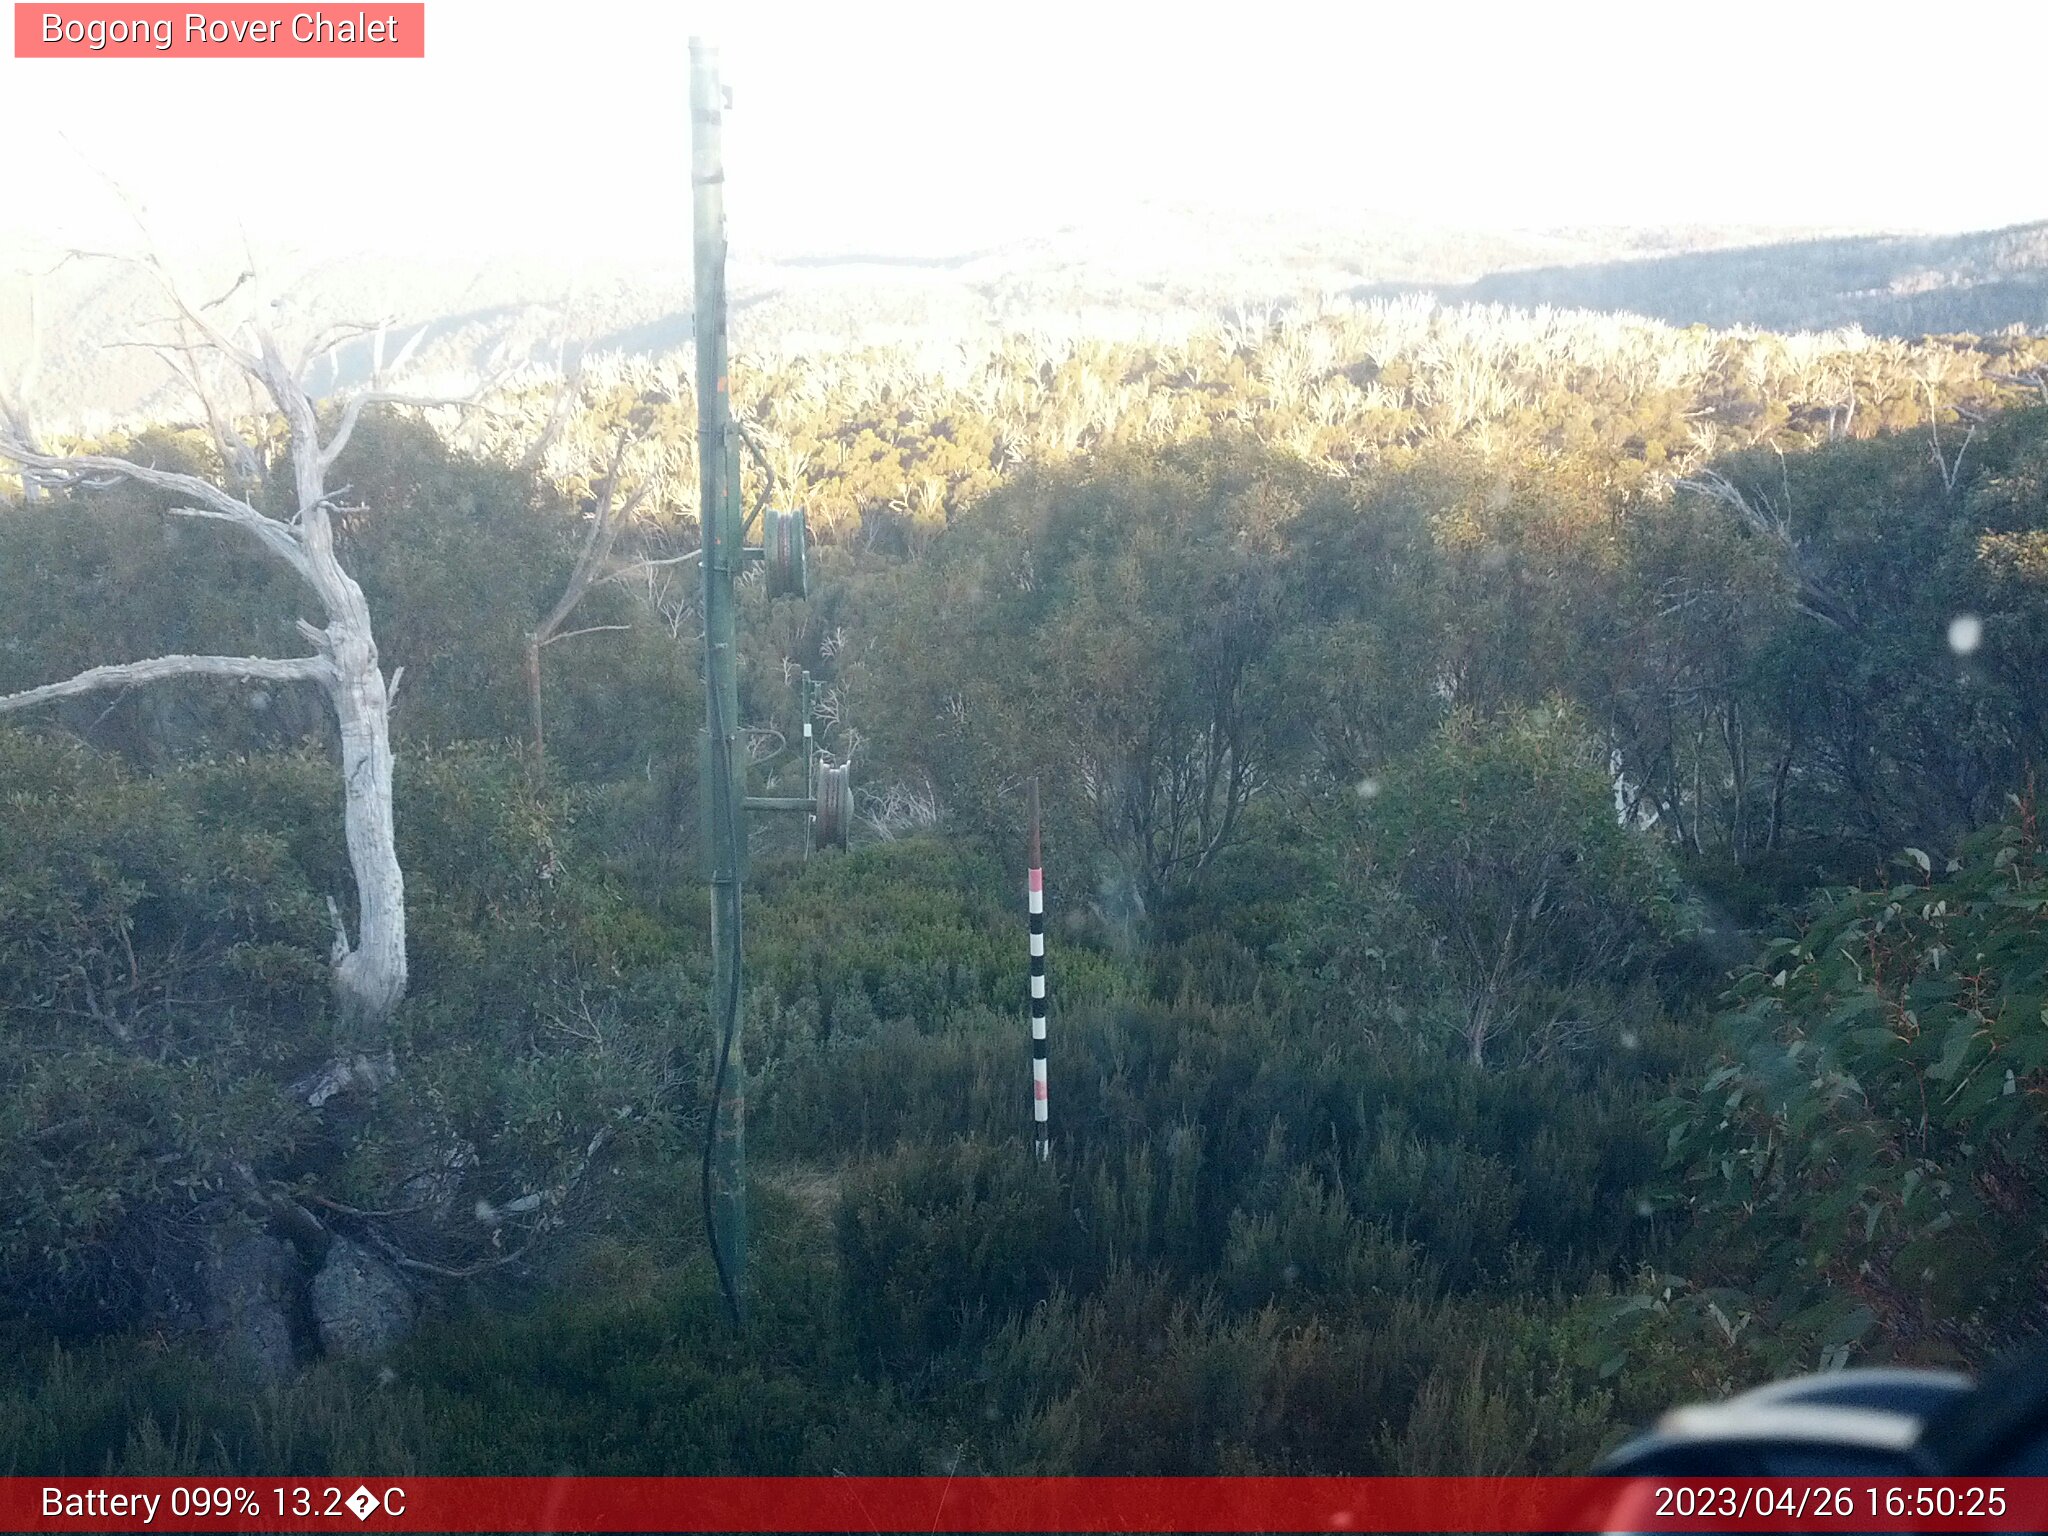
[3,0,2044,275]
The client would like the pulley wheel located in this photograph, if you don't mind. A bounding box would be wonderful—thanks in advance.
[813,761,851,851]
[765,507,809,599]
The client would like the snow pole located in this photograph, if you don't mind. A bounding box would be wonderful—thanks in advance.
[1028,778,1049,1162]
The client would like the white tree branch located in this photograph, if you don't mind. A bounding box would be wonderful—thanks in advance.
[534,431,646,646]
[518,355,586,477]
[0,441,310,572]
[598,547,701,583]
[137,252,263,375]
[299,318,385,375]
[0,652,331,714]
[541,623,631,648]
[172,320,265,491]
[321,391,486,472]
[1,442,267,523]
[163,501,299,559]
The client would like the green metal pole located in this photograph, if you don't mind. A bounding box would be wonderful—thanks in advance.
[691,35,747,1323]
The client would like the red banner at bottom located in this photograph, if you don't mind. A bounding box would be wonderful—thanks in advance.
[8,1476,2045,1532]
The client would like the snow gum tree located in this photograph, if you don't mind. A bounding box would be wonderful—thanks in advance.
[0,263,460,1040]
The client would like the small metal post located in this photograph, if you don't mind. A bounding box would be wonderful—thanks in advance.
[802,670,816,857]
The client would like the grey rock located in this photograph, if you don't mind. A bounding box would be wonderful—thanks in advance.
[199,1229,303,1383]
[309,1236,415,1358]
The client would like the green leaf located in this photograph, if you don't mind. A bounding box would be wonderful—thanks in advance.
[1928,1017,1978,1082]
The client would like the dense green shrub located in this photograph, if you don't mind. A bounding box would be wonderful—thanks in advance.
[0,728,688,1328]
[1645,802,2048,1373]
[0,732,329,1327]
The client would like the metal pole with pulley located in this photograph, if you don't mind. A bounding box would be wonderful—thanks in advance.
[691,35,749,1327]
[691,38,853,1329]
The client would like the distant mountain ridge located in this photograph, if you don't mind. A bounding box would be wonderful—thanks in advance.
[0,208,2041,429]
[1374,221,2048,336]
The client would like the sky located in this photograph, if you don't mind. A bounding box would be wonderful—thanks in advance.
[2,0,2044,268]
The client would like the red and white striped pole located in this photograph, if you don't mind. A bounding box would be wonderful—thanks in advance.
[1028,778,1049,1162]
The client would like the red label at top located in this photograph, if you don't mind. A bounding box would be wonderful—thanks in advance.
[14,4,425,56]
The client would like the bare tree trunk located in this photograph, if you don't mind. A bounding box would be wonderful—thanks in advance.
[1691,717,1707,857]
[1767,748,1794,854]
[1722,697,1749,864]
[328,610,407,1027]
[525,633,547,766]
[269,327,417,1033]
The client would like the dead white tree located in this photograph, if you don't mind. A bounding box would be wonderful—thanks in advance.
[1922,376,1977,497]
[0,259,466,1033]
[1677,466,1859,633]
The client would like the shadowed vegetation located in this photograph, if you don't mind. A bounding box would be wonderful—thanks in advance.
[4,297,2048,1473]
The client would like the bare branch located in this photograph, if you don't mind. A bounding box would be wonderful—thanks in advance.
[170,318,265,492]
[389,1230,547,1279]
[518,356,586,477]
[1678,468,1789,544]
[0,439,313,574]
[598,547,701,582]
[50,166,262,380]
[297,317,386,376]
[733,411,779,525]
[290,1047,397,1109]
[167,498,307,570]
[123,249,263,376]
[0,652,331,715]
[201,267,254,314]
[321,390,485,473]
[522,428,652,765]
[534,430,647,646]
[1988,370,2048,404]
[541,623,632,647]
[377,1125,614,1278]
[381,323,429,384]
[2,442,261,521]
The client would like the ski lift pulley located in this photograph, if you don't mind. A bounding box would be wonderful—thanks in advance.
[765,507,808,599]
[813,760,851,850]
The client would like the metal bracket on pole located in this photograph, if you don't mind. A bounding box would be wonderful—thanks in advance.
[740,669,849,852]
